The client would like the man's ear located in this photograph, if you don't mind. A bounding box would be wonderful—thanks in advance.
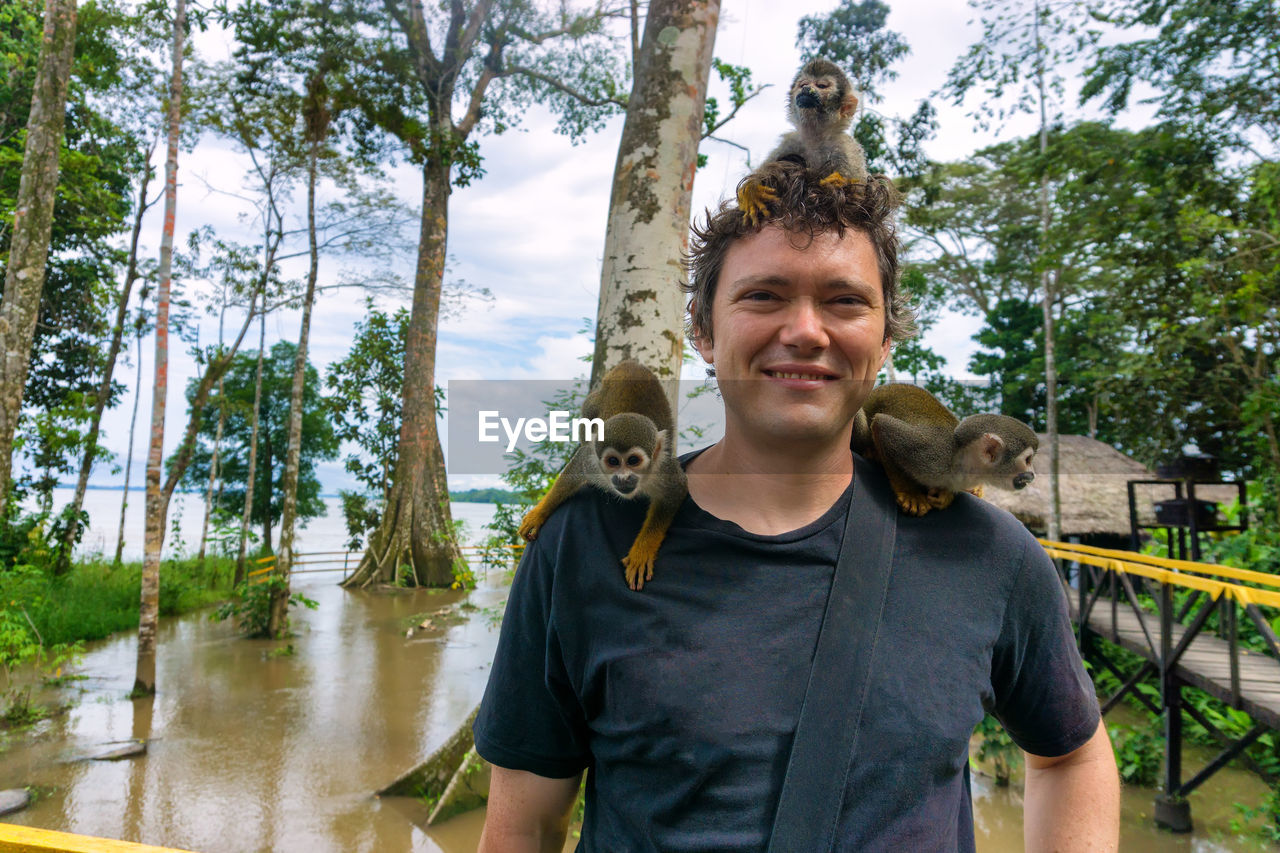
[691,302,714,364]
[878,335,892,372]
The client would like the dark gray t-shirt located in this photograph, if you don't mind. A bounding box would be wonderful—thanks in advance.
[474,456,1099,852]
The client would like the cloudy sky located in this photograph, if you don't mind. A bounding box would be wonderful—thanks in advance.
[75,0,1135,494]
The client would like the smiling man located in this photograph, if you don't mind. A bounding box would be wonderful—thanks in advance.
[475,164,1118,852]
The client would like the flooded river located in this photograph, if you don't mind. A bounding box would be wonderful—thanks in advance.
[0,504,1276,850]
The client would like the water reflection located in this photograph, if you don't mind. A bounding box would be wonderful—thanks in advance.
[0,566,507,853]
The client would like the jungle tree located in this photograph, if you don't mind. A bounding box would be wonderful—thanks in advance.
[0,0,77,514]
[336,0,630,588]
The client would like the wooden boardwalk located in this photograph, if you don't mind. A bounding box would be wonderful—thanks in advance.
[1069,595,1280,730]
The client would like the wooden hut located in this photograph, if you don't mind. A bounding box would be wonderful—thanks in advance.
[980,435,1241,546]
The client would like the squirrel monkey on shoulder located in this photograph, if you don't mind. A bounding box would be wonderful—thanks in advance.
[518,360,687,590]
[738,58,868,225]
[852,384,1038,517]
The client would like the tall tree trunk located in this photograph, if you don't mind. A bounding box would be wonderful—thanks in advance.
[235,307,266,584]
[261,434,273,552]
[115,328,144,565]
[1034,0,1062,543]
[270,134,322,635]
[135,0,185,697]
[57,142,156,573]
[197,378,225,562]
[590,0,719,404]
[0,0,77,514]
[343,160,461,589]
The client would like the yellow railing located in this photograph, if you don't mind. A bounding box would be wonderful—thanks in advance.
[1040,539,1280,609]
[0,823,195,852]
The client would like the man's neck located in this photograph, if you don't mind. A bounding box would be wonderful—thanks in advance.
[685,433,853,536]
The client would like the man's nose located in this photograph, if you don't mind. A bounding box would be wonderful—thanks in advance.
[778,300,828,350]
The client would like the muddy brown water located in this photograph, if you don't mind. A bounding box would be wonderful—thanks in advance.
[0,568,1275,852]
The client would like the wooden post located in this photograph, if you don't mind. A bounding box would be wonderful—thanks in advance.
[1156,581,1192,832]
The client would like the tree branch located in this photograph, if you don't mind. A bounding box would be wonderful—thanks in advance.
[702,83,771,139]
[504,65,627,107]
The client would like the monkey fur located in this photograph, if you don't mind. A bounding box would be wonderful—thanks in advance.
[518,359,688,590]
[851,384,1038,517]
[738,58,868,226]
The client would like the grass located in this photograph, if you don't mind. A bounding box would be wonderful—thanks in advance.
[14,556,236,647]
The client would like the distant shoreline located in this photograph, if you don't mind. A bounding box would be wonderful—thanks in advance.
[56,483,524,504]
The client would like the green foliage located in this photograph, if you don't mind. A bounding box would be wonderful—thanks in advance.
[449,488,522,504]
[971,713,1020,786]
[940,0,1098,132]
[699,58,762,168]
[1092,633,1280,818]
[1231,784,1280,842]
[1108,723,1162,787]
[0,565,85,724]
[179,341,339,547]
[1082,0,1279,155]
[326,0,627,174]
[213,575,316,638]
[1,0,146,507]
[324,301,409,550]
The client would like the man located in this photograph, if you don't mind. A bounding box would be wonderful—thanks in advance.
[475,167,1119,852]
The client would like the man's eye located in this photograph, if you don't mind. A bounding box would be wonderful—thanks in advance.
[744,291,776,301]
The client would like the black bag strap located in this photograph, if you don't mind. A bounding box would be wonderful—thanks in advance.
[767,457,899,853]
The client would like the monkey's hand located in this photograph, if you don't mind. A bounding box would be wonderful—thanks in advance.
[737,179,778,226]
[894,489,935,517]
[879,459,935,517]
[965,485,985,499]
[622,521,669,590]
[517,508,548,541]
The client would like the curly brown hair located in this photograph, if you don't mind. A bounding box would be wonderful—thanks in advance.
[684,161,917,348]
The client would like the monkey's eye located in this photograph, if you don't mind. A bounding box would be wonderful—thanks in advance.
[604,455,621,469]
[626,454,642,467]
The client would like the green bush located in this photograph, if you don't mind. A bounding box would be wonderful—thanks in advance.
[214,576,317,638]
[1109,723,1162,787]
[972,713,1021,786]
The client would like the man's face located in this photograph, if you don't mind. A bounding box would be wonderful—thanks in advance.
[694,225,890,448]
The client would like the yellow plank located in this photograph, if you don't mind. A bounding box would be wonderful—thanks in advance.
[1040,539,1280,589]
[0,823,196,853]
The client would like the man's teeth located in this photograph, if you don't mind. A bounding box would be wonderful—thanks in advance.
[772,371,828,380]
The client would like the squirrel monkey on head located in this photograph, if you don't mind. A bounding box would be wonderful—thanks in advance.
[518,360,687,590]
[738,58,869,225]
[852,384,1038,517]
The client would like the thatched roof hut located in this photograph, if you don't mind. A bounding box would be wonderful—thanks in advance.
[980,435,1242,537]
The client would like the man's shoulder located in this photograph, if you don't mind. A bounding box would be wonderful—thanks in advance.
[529,485,645,545]
[890,486,1040,586]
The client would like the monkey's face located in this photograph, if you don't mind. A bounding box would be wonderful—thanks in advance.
[1007,445,1036,490]
[973,435,1037,490]
[787,70,857,131]
[598,445,653,498]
